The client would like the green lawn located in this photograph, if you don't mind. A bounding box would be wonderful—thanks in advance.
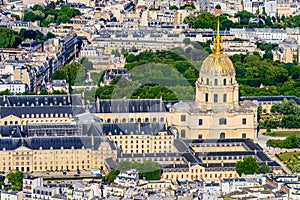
[277,152,300,171]
[263,131,300,137]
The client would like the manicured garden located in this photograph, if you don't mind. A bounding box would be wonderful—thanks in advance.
[276,152,300,173]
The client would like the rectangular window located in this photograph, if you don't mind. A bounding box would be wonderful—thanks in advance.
[223,94,227,103]
[181,130,186,138]
[214,94,218,103]
[199,119,203,126]
[205,93,208,102]
[181,115,186,122]
[242,118,246,125]
[219,118,227,125]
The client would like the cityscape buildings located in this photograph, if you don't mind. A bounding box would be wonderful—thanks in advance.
[0,0,299,199]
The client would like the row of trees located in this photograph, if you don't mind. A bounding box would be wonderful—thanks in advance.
[0,27,54,48]
[94,45,300,101]
[24,2,81,26]
[267,134,300,148]
[184,11,300,30]
[260,99,300,129]
[51,58,93,86]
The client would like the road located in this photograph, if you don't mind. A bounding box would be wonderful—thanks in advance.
[255,131,296,174]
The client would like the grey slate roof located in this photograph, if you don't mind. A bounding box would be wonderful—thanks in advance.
[0,136,116,151]
[93,99,168,113]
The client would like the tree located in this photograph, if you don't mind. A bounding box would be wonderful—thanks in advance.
[183,38,191,45]
[102,169,120,183]
[56,15,71,24]
[46,32,56,39]
[236,156,260,176]
[11,14,20,20]
[59,5,72,18]
[293,164,300,173]
[24,11,37,21]
[39,89,48,95]
[117,160,161,180]
[0,28,15,48]
[22,30,37,39]
[7,171,23,191]
[51,69,67,80]
[215,4,221,9]
[180,4,195,10]
[235,11,255,25]
[258,164,272,174]
[80,57,93,70]
[183,15,197,28]
[0,89,11,95]
[170,5,178,10]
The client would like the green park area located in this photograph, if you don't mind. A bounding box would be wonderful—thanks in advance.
[277,152,300,173]
[264,131,300,137]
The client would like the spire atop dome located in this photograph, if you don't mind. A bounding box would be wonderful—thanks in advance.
[212,18,223,54]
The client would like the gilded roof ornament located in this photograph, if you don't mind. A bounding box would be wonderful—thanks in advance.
[212,18,223,54]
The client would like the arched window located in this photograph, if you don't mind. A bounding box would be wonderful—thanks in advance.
[220,133,225,139]
[223,79,227,85]
[115,118,119,123]
[130,118,134,122]
[107,118,111,123]
[214,79,218,86]
[145,118,149,122]
[137,118,142,123]
[242,133,246,138]
[122,118,126,123]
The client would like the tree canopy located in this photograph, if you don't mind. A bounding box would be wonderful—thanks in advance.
[0,28,15,48]
[24,2,81,26]
[102,169,120,183]
[7,171,23,191]
[236,156,260,176]
[267,134,300,148]
[117,160,161,180]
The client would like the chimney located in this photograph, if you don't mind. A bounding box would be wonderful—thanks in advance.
[91,134,94,150]
[138,121,141,133]
[67,92,71,105]
[254,149,257,154]
[81,92,85,106]
[96,96,100,113]
[221,161,224,168]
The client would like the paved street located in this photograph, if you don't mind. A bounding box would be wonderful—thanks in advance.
[255,131,297,174]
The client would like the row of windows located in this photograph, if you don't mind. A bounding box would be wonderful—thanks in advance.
[205,78,233,86]
[205,93,227,103]
[165,172,237,180]
[180,116,247,125]
[103,117,165,123]
[180,131,247,139]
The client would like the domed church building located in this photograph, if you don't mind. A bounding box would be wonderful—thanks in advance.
[93,20,258,141]
[168,21,258,139]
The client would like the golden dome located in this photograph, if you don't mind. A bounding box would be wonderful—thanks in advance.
[200,19,235,77]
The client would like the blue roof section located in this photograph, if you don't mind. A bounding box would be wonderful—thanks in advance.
[240,96,300,105]
[0,136,116,151]
[94,99,168,113]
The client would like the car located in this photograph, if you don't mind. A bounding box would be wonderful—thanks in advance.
[74,174,80,177]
